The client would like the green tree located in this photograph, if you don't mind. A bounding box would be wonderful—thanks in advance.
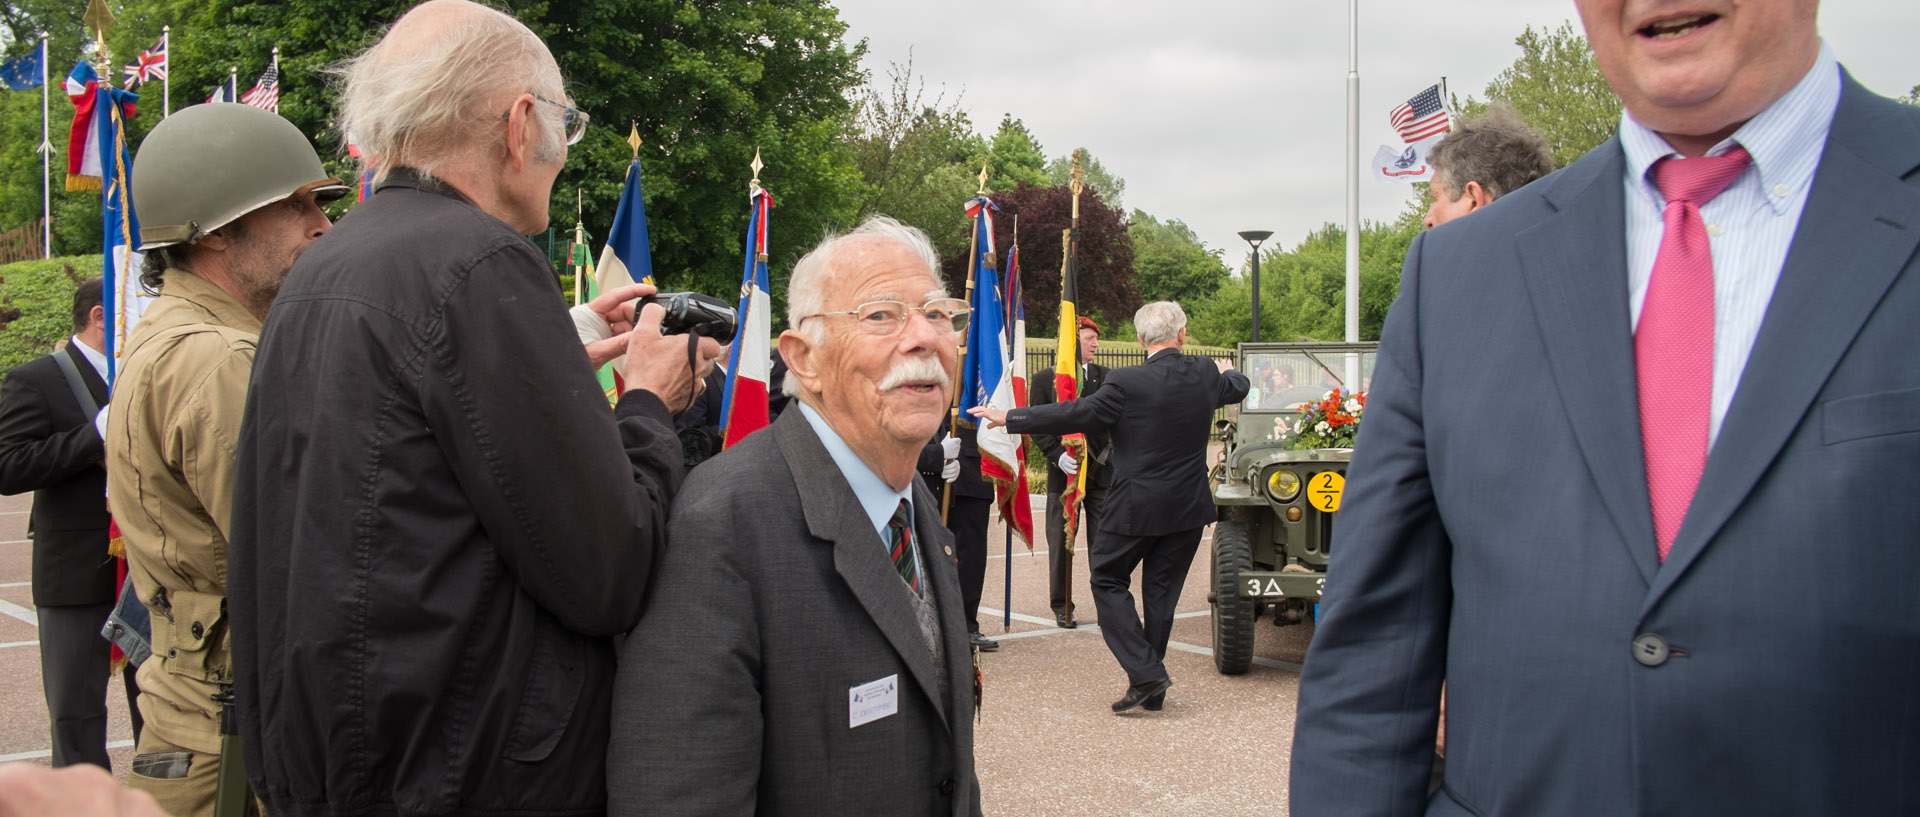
[1045,148,1124,212]
[2,0,869,317]
[1128,209,1226,304]
[848,55,986,258]
[985,115,1047,193]
[1903,84,1919,106]
[1186,209,1419,346]
[1456,22,1620,167]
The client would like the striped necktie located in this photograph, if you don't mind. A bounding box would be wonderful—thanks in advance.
[888,499,921,595]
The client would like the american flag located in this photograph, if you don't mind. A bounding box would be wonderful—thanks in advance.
[240,58,279,113]
[1390,84,1451,144]
[122,35,166,88]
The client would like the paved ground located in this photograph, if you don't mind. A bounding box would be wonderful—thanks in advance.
[0,485,1315,815]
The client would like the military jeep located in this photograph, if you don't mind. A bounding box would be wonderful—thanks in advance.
[1208,342,1378,675]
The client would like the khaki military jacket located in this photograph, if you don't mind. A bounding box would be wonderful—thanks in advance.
[105,269,261,754]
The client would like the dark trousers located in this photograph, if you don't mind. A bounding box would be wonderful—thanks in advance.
[1088,526,1205,686]
[1043,482,1106,618]
[39,601,140,769]
[947,493,991,633]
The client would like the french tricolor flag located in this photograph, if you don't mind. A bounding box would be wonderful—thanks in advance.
[721,186,772,448]
[64,61,134,192]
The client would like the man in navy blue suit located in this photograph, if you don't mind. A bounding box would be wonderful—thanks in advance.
[1292,1,1920,814]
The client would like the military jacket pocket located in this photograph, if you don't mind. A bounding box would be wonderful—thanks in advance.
[157,589,229,683]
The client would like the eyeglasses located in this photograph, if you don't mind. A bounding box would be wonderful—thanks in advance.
[529,93,589,146]
[800,298,971,336]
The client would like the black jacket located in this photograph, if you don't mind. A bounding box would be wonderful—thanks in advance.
[0,343,114,607]
[1027,361,1110,495]
[228,169,684,817]
[1006,349,1248,537]
[916,421,992,501]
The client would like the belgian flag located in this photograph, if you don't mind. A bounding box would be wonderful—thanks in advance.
[1052,228,1090,543]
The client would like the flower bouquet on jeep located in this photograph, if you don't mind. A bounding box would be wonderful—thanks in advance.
[1281,388,1366,450]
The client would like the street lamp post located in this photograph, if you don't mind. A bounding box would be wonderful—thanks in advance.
[1238,230,1273,342]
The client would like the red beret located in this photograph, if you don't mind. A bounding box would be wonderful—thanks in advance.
[1077,316,1100,335]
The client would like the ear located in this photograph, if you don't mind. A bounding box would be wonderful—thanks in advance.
[777,330,822,396]
[196,232,232,251]
[1464,180,1494,210]
[503,93,534,171]
[88,304,105,331]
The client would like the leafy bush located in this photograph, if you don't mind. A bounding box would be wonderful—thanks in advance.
[0,256,98,373]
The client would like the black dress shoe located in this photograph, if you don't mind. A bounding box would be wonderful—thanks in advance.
[1054,613,1077,629]
[1142,691,1166,711]
[1112,678,1173,713]
[968,632,999,652]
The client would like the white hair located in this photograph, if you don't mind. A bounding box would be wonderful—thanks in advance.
[1134,301,1187,346]
[780,215,944,398]
[336,0,566,184]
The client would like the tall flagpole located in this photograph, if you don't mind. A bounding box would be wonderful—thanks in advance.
[229,65,237,100]
[39,33,51,258]
[944,161,989,523]
[161,26,170,117]
[1344,0,1361,342]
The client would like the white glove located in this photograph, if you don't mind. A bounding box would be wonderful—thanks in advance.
[941,458,960,482]
[940,435,961,460]
[1058,453,1079,476]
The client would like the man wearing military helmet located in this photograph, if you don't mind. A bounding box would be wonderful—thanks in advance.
[105,101,344,817]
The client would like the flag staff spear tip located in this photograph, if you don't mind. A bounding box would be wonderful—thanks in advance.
[626,122,640,161]
[749,147,763,194]
[976,160,989,196]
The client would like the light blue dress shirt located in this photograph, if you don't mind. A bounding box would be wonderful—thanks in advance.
[796,401,924,577]
[1619,42,1839,447]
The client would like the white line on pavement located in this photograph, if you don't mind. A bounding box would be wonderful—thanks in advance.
[0,581,27,588]
[0,511,29,516]
[0,539,29,545]
[0,740,135,764]
[0,598,37,627]
[0,640,37,649]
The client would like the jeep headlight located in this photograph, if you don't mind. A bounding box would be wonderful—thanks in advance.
[1266,470,1302,502]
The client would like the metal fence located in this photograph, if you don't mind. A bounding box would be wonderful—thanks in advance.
[1023,347,1233,378]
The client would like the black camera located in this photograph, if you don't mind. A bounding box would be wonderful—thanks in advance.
[636,292,737,339]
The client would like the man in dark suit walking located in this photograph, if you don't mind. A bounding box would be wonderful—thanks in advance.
[975,301,1247,712]
[1026,316,1109,629]
[0,277,137,769]
[1291,2,1920,814]
[611,215,980,815]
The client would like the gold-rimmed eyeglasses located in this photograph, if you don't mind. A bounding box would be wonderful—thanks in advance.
[799,298,971,336]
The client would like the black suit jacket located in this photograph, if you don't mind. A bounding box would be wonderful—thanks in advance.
[1027,361,1109,494]
[0,343,114,606]
[1006,349,1247,537]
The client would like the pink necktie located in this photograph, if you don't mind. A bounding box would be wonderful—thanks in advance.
[1639,146,1751,561]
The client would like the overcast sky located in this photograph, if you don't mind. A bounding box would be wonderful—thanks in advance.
[827,1,1920,269]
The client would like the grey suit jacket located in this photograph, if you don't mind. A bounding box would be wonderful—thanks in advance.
[1291,71,1920,816]
[610,409,982,816]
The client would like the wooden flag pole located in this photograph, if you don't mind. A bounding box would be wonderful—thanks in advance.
[944,161,990,523]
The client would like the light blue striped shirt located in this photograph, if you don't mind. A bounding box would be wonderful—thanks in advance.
[1620,41,1839,447]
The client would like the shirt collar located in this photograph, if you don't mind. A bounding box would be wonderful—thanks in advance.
[1620,40,1839,214]
[70,335,108,380]
[160,269,264,334]
[796,401,913,543]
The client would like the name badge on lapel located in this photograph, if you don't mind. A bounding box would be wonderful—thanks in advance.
[849,674,900,728]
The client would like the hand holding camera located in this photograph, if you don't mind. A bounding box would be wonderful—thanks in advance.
[626,298,722,415]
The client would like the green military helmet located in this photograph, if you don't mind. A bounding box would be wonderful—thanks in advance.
[133,103,349,251]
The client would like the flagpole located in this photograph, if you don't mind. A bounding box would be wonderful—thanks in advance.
[945,162,989,524]
[39,33,51,258]
[1004,214,1018,634]
[161,26,170,117]
[229,65,237,100]
[1344,0,1361,343]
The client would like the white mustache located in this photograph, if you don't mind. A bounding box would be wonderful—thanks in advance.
[877,356,951,391]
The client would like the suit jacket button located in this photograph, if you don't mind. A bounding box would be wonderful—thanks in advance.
[1632,633,1669,667]
[190,622,204,640]
[938,777,954,796]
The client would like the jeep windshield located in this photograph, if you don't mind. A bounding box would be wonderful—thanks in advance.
[1241,350,1377,413]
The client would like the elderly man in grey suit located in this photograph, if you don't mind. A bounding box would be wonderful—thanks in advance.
[610,215,981,816]
[1291,1,1920,815]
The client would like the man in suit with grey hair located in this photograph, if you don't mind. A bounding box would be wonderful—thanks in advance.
[1292,1,1920,814]
[610,215,981,816]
